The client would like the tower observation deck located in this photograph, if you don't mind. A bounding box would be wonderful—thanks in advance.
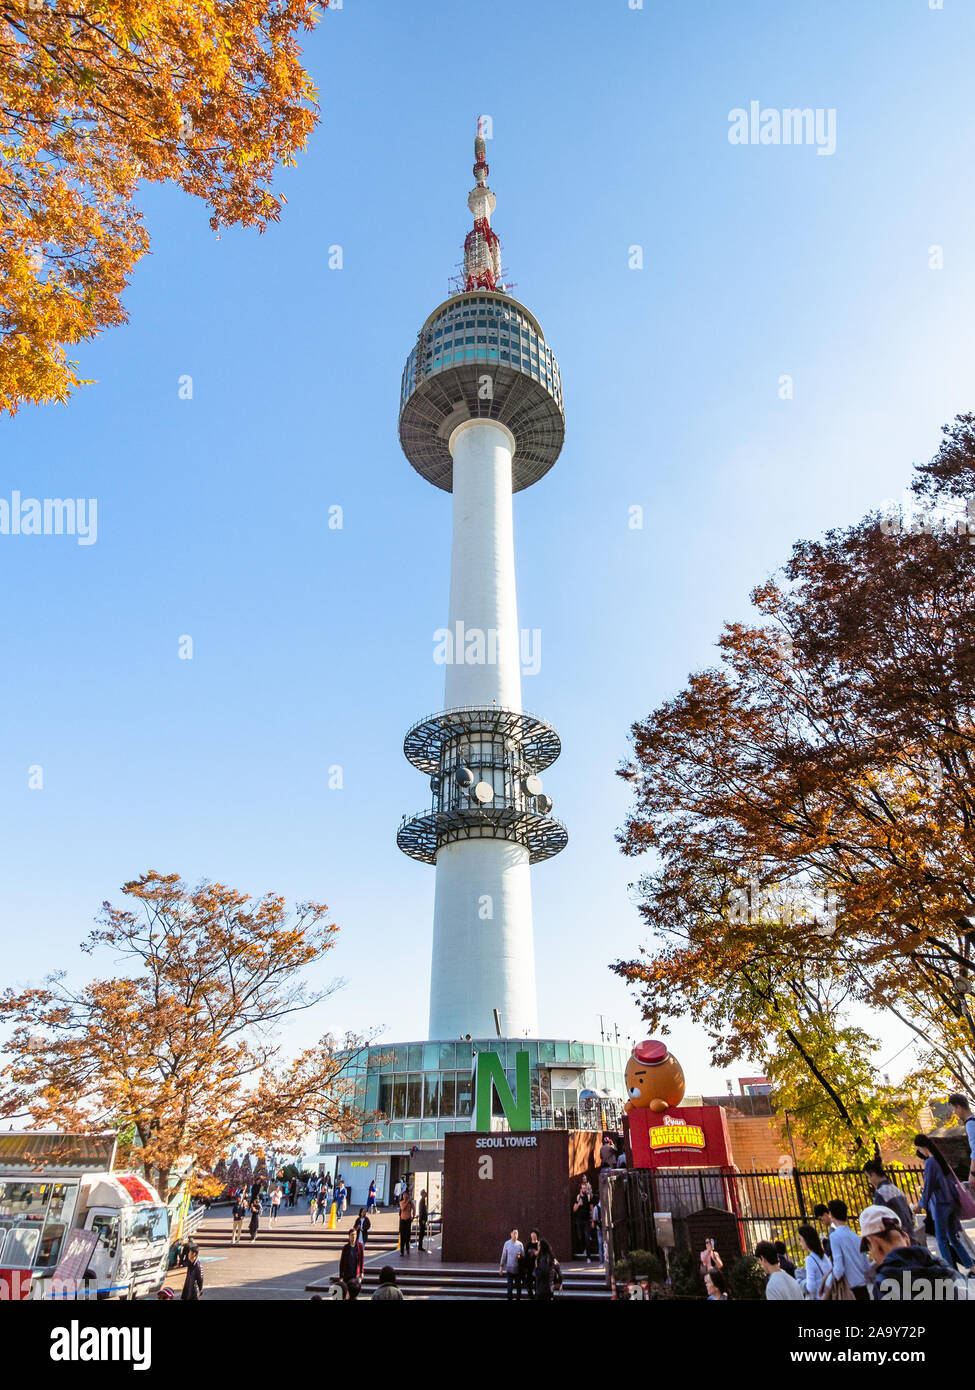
[398,127,566,1041]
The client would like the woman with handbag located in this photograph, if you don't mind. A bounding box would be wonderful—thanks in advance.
[797,1224,832,1300]
[911,1133,975,1273]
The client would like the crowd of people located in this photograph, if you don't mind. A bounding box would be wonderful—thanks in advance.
[174,1100,975,1304]
[695,1114,975,1303]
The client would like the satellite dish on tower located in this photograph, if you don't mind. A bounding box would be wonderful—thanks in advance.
[522,774,543,796]
[472,781,494,805]
[455,765,474,787]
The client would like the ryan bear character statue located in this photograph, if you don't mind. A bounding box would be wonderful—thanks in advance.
[624,1039,685,1113]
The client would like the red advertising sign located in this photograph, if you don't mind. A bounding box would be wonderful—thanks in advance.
[627,1104,733,1170]
[116,1173,155,1204]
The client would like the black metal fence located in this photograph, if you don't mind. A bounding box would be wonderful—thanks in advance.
[603,1164,926,1274]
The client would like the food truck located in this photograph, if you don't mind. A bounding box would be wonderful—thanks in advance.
[0,1132,171,1300]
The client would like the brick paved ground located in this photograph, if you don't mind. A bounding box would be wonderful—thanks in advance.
[161,1201,409,1301]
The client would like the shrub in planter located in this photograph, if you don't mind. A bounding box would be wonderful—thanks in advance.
[728,1254,768,1301]
[630,1249,666,1282]
[668,1248,706,1298]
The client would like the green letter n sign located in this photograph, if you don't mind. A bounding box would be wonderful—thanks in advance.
[474,1051,531,1131]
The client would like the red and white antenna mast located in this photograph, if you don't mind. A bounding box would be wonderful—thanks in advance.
[463,117,503,292]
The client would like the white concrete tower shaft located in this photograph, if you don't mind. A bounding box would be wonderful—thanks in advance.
[429,419,537,1038]
[397,129,567,1048]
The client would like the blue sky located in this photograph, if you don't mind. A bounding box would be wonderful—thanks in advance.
[3,0,974,1094]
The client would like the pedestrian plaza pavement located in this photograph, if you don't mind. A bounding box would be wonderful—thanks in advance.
[162,1199,607,1300]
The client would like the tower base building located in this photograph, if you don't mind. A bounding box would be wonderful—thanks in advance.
[306,1038,628,1207]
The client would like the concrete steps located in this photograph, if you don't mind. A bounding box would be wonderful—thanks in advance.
[306,1262,612,1301]
[194,1229,399,1253]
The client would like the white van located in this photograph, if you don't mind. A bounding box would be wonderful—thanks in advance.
[0,1132,170,1300]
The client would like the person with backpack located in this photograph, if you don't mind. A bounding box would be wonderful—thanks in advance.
[366,1180,378,1215]
[863,1160,921,1244]
[860,1204,958,1301]
[912,1133,975,1273]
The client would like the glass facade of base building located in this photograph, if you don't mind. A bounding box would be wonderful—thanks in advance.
[305,1038,628,1206]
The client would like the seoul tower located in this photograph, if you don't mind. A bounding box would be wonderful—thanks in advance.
[397,123,567,1041]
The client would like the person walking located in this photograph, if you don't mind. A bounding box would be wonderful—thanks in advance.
[859,1204,958,1300]
[590,1194,603,1265]
[335,1179,347,1218]
[522,1230,540,1298]
[824,1200,871,1299]
[534,1238,560,1300]
[231,1192,247,1245]
[499,1228,525,1300]
[371,1266,405,1301]
[948,1093,975,1194]
[812,1203,833,1260]
[269,1183,283,1222]
[314,1188,328,1225]
[863,1160,921,1244]
[180,1244,203,1301]
[398,1187,415,1257]
[339,1227,364,1294]
[247,1195,262,1243]
[572,1180,593,1261]
[354,1209,371,1246]
[417,1189,428,1252]
[392,1177,404,1209]
[366,1180,378,1215]
[755,1241,803,1300]
[912,1133,975,1273]
[797,1224,832,1300]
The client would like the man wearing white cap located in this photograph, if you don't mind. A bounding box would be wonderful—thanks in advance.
[858,1204,959,1301]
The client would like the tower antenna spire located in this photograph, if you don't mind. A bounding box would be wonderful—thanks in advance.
[464,119,502,292]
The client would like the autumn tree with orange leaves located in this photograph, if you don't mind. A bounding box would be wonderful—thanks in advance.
[0,871,367,1199]
[615,416,975,1156]
[0,0,323,414]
